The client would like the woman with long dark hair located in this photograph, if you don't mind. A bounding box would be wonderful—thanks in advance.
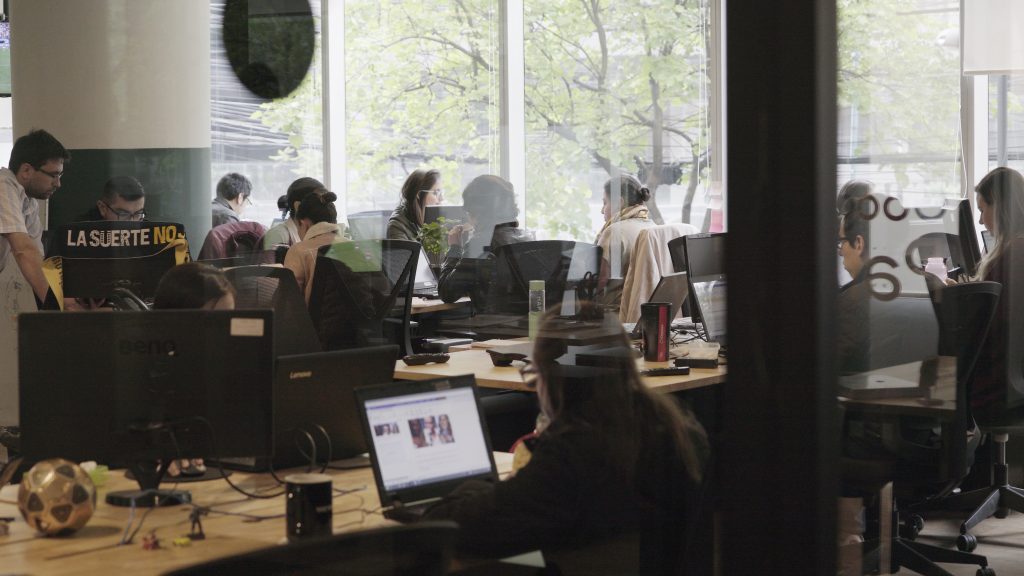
[424,308,708,571]
[387,168,442,242]
[968,167,1024,421]
[283,191,348,301]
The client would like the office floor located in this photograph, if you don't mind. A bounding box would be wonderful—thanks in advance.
[895,513,1024,575]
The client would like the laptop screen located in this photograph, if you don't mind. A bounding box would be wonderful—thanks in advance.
[414,249,437,290]
[359,376,496,505]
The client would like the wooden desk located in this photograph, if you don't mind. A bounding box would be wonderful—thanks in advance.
[838,356,956,420]
[394,348,727,394]
[0,453,513,575]
[410,296,471,315]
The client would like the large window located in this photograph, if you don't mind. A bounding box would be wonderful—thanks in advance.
[210,0,324,227]
[523,0,713,239]
[343,1,502,216]
[988,75,1024,173]
[837,0,961,206]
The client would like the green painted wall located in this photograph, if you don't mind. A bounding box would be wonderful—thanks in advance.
[47,148,211,257]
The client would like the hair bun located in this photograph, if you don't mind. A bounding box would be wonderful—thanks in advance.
[639,186,652,202]
[276,194,289,211]
[322,191,338,203]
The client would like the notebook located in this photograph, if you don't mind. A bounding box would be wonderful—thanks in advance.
[626,272,690,338]
[356,374,498,522]
[220,345,399,471]
[413,249,440,298]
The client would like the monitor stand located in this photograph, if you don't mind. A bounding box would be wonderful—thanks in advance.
[106,459,192,507]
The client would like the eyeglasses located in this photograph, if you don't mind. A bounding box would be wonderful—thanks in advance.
[518,360,538,388]
[101,201,146,221]
[244,195,254,206]
[836,237,850,250]
[35,167,63,181]
[420,189,443,200]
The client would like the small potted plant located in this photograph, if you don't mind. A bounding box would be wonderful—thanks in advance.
[418,217,449,275]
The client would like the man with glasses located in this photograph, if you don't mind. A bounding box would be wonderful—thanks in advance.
[76,176,146,222]
[212,172,252,227]
[0,129,70,306]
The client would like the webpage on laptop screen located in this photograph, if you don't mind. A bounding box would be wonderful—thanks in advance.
[365,387,491,492]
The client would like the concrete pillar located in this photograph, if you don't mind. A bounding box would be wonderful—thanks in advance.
[10,0,211,246]
[1,0,210,425]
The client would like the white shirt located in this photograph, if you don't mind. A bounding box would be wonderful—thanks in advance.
[0,167,43,273]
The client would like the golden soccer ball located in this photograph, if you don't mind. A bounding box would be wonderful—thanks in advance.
[18,458,97,536]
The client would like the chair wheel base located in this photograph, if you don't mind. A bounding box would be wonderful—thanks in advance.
[977,567,995,576]
[958,533,978,552]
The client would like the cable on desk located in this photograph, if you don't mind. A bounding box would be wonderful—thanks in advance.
[190,416,286,499]
[119,431,184,545]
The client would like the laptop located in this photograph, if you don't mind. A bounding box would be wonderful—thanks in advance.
[626,271,690,338]
[221,345,399,471]
[413,249,440,298]
[356,374,498,522]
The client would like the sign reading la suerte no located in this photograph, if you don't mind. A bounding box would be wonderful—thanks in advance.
[65,225,181,248]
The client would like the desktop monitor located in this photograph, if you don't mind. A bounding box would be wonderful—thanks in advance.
[52,221,191,300]
[347,210,391,241]
[682,233,727,344]
[958,199,983,278]
[424,205,464,227]
[18,310,274,506]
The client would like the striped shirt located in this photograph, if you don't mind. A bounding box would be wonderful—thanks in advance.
[0,167,43,273]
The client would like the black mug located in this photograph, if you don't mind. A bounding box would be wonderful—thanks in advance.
[285,473,332,542]
[640,302,671,362]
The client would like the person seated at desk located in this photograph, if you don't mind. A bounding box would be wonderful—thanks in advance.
[594,174,654,308]
[76,176,146,222]
[837,206,870,375]
[283,190,349,302]
[424,308,708,570]
[261,177,324,250]
[153,262,236,476]
[962,167,1024,423]
[387,168,442,242]
[211,172,252,227]
[436,175,531,310]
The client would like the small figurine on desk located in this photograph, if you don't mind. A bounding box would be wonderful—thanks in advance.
[0,517,11,537]
[189,507,208,540]
[141,530,160,550]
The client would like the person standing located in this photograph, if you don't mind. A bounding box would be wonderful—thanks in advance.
[0,129,70,305]
[211,172,252,227]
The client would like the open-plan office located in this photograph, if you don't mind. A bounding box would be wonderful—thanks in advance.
[3,1,1024,574]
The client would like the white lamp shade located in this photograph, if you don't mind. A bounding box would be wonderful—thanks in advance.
[963,0,1024,75]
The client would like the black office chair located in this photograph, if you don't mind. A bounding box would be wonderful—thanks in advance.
[164,521,458,576]
[491,240,601,315]
[846,282,1001,576]
[666,235,695,320]
[307,240,419,353]
[911,279,1024,553]
[223,265,322,357]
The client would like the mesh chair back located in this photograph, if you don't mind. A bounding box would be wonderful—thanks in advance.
[929,281,1001,477]
[165,521,458,576]
[223,266,322,357]
[492,240,601,314]
[308,240,419,351]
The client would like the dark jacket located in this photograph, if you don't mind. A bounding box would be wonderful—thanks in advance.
[211,198,239,227]
[971,236,1024,423]
[386,203,419,242]
[838,269,871,374]
[437,222,530,312]
[423,422,696,573]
